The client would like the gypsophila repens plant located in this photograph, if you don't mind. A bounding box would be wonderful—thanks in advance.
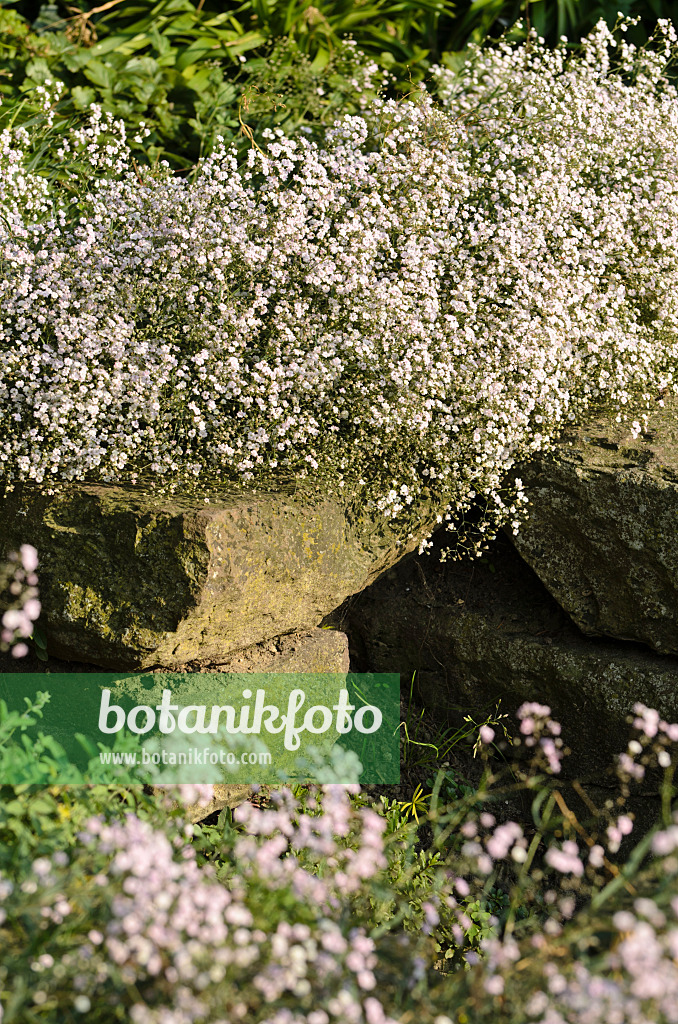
[0,544,39,658]
[3,19,678,555]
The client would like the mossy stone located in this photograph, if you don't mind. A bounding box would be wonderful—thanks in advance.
[0,481,412,670]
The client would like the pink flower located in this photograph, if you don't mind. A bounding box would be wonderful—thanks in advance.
[364,998,386,1024]
[545,840,584,877]
[540,737,562,773]
[484,974,505,995]
[479,725,495,744]
[486,821,523,860]
[20,544,38,572]
[633,703,660,738]
[588,844,605,868]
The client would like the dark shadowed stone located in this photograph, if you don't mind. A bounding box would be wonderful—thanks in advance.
[0,481,412,670]
[510,394,678,655]
[330,530,678,797]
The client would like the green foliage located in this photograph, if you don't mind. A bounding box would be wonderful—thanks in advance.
[4,0,678,177]
[0,5,235,168]
[0,0,453,169]
[0,692,148,785]
[85,0,452,74]
[30,624,48,662]
[0,782,159,875]
[426,767,476,804]
[397,782,432,823]
[235,36,386,139]
[400,677,508,771]
[0,700,676,1021]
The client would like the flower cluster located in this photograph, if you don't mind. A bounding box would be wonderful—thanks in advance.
[617,701,678,787]
[2,21,678,553]
[501,843,678,1024]
[0,785,430,1024]
[459,813,527,880]
[233,785,388,903]
[1,699,678,1022]
[517,701,564,774]
[0,543,39,657]
[456,702,678,1024]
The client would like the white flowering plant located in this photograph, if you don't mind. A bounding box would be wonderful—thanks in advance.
[3,21,678,554]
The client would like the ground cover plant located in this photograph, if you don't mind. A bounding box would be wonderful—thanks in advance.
[2,21,678,555]
[2,560,676,1022]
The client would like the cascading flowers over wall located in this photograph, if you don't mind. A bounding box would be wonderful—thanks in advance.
[2,20,678,554]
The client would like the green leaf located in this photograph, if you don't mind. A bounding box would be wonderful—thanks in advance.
[202,13,243,30]
[310,47,330,72]
[130,79,161,104]
[89,33,153,58]
[175,42,224,73]
[71,85,96,110]
[24,58,52,85]
[182,64,219,92]
[82,59,117,91]
[32,626,47,651]
[124,54,161,77]
[439,49,471,73]
[63,51,95,73]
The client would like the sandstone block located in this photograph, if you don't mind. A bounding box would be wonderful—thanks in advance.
[0,481,404,669]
